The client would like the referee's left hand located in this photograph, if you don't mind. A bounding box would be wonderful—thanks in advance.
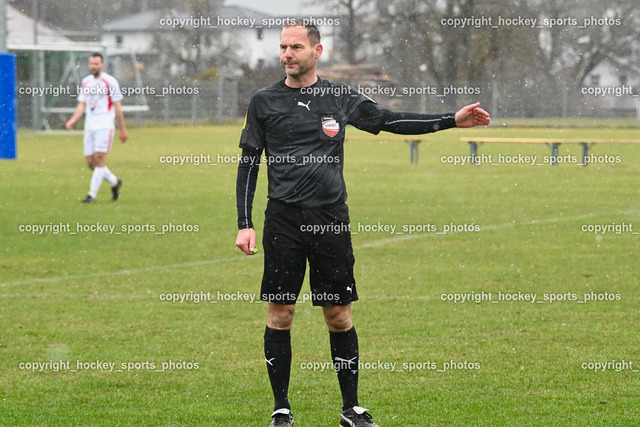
[236,228,257,255]
[455,102,491,128]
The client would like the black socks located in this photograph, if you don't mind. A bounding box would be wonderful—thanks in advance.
[330,326,359,410]
[264,325,360,412]
[264,326,292,411]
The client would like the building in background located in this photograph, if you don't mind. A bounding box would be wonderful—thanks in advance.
[6,4,102,128]
[101,5,338,75]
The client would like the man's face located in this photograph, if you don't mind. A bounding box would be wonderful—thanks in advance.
[280,26,319,79]
[88,56,103,77]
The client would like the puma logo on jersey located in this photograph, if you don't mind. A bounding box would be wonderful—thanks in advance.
[297,101,311,111]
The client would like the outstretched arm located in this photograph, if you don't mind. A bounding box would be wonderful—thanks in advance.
[455,102,491,128]
[349,101,489,135]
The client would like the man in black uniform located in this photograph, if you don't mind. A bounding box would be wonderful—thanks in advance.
[235,20,490,427]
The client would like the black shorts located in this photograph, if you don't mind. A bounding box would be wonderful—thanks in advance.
[260,200,358,306]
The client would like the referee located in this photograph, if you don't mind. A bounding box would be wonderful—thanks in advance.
[235,20,490,427]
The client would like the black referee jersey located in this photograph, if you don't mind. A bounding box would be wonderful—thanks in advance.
[236,76,457,229]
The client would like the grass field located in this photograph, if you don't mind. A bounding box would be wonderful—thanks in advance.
[1,123,639,426]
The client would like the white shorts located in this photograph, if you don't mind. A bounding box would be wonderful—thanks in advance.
[83,128,115,156]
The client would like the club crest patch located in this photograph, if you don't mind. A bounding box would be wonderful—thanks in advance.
[322,117,339,138]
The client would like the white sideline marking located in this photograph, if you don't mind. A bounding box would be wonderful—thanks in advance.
[0,210,633,288]
[0,256,247,288]
[355,211,629,249]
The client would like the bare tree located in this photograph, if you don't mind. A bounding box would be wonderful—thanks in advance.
[348,0,639,115]
[306,0,375,64]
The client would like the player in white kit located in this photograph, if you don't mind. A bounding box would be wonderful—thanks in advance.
[66,52,128,203]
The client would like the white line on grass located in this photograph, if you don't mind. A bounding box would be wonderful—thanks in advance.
[0,210,633,288]
[355,210,631,249]
[0,255,247,288]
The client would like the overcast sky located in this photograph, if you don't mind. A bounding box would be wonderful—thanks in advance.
[224,0,329,17]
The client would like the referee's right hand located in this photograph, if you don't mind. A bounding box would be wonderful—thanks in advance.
[236,228,257,255]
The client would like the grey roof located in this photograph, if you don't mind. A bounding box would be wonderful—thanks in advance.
[102,5,275,32]
[102,10,165,32]
[7,5,72,46]
[220,5,274,22]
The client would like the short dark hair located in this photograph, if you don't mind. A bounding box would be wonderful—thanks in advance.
[284,19,321,46]
[90,52,103,62]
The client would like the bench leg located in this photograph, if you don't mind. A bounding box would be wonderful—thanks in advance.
[469,142,477,166]
[410,140,419,164]
[581,143,589,167]
[551,143,559,166]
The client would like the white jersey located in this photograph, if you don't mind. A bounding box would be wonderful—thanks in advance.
[77,72,124,130]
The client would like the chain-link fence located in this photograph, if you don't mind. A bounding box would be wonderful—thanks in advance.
[16,74,639,129]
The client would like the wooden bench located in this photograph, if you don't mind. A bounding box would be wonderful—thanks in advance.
[346,135,427,163]
[459,137,640,166]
